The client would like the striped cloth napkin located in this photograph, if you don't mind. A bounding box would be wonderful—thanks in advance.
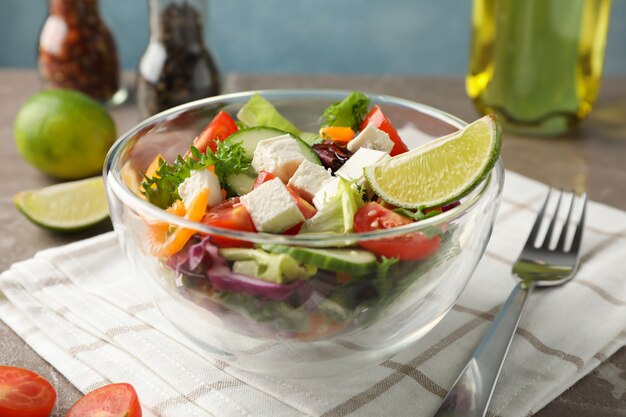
[1,171,625,417]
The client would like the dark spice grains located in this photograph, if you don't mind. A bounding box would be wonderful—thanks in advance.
[136,1,221,117]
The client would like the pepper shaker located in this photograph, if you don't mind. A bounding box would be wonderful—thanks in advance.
[136,0,221,118]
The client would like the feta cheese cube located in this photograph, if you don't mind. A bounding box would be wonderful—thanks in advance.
[287,159,334,202]
[347,123,394,154]
[240,178,305,233]
[335,148,390,182]
[312,177,341,210]
[251,134,307,182]
[178,169,223,210]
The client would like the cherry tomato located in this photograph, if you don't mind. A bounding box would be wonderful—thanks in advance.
[0,366,56,417]
[192,111,238,154]
[360,105,409,156]
[201,197,256,247]
[66,383,141,417]
[354,202,440,260]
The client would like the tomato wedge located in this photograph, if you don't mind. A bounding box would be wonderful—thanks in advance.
[360,105,409,156]
[252,170,277,189]
[0,366,56,417]
[354,202,440,260]
[192,111,238,154]
[201,197,256,247]
[66,383,141,417]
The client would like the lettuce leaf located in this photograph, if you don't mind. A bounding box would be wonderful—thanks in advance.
[237,93,301,136]
[320,91,370,130]
[301,178,364,234]
[220,248,317,284]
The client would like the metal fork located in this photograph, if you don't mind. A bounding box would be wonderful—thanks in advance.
[433,189,588,417]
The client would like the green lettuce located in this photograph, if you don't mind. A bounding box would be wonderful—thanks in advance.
[320,91,370,130]
[220,248,316,284]
[237,93,301,136]
[301,178,364,234]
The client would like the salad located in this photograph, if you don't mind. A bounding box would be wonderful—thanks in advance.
[138,92,461,340]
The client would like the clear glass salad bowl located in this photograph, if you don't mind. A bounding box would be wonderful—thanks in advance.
[104,90,504,377]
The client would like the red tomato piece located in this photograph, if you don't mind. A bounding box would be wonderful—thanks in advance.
[282,223,303,235]
[253,171,276,188]
[201,197,256,247]
[360,105,409,156]
[287,186,317,220]
[66,383,141,417]
[0,366,56,417]
[354,202,440,260]
[192,111,238,154]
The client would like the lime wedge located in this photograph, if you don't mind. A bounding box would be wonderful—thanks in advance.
[364,114,501,209]
[14,177,109,232]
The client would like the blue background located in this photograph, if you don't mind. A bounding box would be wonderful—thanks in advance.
[1,0,625,75]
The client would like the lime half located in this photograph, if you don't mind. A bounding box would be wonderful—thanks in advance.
[364,114,501,209]
[14,177,109,232]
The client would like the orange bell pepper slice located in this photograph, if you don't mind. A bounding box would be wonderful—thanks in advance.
[147,199,187,253]
[319,127,355,143]
[157,188,210,257]
[145,154,165,179]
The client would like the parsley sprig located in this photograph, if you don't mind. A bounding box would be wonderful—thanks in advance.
[393,207,440,222]
[394,207,445,239]
[140,142,252,209]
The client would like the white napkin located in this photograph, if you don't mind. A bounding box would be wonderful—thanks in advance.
[1,171,625,417]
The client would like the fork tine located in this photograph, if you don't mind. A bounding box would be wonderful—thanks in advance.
[568,192,588,254]
[524,188,551,249]
[555,191,576,251]
[541,190,563,249]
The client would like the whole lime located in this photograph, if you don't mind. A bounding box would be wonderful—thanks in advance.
[14,89,117,179]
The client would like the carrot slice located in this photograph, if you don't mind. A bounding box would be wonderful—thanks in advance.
[157,188,210,257]
[320,127,355,143]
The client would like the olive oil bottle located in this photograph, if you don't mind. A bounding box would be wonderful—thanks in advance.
[467,0,611,135]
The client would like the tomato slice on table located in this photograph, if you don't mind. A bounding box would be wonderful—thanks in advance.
[66,383,141,417]
[201,197,257,247]
[354,202,440,260]
[0,366,56,417]
[360,105,409,156]
[192,111,238,154]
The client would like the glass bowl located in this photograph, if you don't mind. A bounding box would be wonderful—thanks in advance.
[104,90,504,377]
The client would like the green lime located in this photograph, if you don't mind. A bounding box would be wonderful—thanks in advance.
[14,177,109,232]
[14,89,116,180]
[364,114,501,209]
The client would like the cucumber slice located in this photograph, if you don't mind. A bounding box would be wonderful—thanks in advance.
[225,173,256,195]
[225,127,322,166]
[264,245,377,275]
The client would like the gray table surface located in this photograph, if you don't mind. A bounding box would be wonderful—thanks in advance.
[1,70,625,416]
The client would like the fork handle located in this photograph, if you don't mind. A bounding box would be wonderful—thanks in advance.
[433,282,534,417]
